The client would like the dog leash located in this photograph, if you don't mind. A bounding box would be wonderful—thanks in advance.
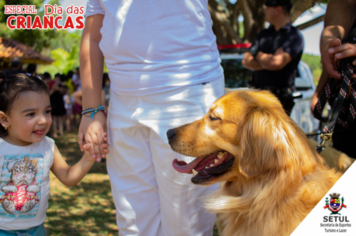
[313,59,356,153]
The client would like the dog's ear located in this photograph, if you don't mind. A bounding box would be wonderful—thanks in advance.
[238,109,288,178]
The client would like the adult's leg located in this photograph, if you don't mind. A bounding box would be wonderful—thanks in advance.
[140,77,225,236]
[58,116,64,136]
[106,94,162,236]
[65,113,71,131]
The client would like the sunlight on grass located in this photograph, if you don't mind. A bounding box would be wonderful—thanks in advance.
[45,131,118,235]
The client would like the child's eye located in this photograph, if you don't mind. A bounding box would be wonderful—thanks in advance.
[46,110,52,114]
[26,113,35,117]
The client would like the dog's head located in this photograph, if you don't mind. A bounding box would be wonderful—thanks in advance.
[168,90,314,185]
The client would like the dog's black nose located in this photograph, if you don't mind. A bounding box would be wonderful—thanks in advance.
[167,129,176,141]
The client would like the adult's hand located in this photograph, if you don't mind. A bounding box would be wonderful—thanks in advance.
[78,110,107,162]
[320,37,342,79]
[329,42,356,79]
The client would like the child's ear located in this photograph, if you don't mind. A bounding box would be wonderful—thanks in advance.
[0,111,10,130]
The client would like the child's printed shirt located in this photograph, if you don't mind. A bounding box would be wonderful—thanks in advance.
[0,137,54,230]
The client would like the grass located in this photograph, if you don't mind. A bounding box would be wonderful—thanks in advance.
[45,130,220,235]
[45,131,117,236]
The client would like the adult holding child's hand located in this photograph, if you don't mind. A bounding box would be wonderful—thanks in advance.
[79,0,226,235]
[78,14,107,162]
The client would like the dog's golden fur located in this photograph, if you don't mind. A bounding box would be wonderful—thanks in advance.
[169,90,342,236]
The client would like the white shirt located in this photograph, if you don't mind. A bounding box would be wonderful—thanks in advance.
[85,0,223,96]
[0,137,54,230]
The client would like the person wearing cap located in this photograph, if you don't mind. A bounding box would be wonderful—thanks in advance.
[242,0,304,115]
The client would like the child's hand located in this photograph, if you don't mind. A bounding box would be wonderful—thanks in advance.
[83,133,110,162]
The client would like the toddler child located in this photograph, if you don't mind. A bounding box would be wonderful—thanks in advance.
[0,73,109,235]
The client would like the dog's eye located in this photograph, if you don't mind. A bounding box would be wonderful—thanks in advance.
[209,115,220,121]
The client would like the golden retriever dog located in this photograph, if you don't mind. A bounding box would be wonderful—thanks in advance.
[167,90,342,236]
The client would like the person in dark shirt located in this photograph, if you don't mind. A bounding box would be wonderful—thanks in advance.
[4,58,25,77]
[242,0,304,115]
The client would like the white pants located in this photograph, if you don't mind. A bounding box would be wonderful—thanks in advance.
[107,77,225,236]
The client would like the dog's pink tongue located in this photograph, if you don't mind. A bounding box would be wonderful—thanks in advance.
[172,158,203,174]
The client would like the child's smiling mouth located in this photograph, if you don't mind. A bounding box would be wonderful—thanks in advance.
[33,129,46,135]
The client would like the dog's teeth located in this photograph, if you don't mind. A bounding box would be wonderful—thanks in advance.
[214,159,218,164]
[192,169,198,176]
[210,164,214,167]
[205,166,209,169]
[218,152,224,159]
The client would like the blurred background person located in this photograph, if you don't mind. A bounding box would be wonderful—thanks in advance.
[66,70,75,94]
[72,67,81,91]
[50,74,67,138]
[49,73,61,91]
[102,72,111,110]
[42,72,52,88]
[4,58,25,77]
[63,86,74,132]
[26,63,37,76]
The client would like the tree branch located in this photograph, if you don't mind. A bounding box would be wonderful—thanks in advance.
[208,1,241,44]
[296,14,325,30]
[290,0,324,23]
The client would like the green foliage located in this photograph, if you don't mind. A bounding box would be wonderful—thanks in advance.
[38,46,79,76]
[302,53,322,84]
[50,30,82,52]
[38,30,108,76]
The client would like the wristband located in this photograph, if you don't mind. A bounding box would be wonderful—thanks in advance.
[82,105,107,121]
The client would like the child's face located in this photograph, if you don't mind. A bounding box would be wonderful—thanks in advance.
[6,91,52,146]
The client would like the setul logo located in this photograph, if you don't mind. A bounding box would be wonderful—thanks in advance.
[321,193,351,233]
[324,193,347,215]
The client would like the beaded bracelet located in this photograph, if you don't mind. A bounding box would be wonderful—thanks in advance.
[82,105,107,121]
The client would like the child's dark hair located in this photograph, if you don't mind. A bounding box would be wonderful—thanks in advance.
[0,73,49,137]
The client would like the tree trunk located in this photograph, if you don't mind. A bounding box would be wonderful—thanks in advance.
[208,0,328,45]
[208,0,241,44]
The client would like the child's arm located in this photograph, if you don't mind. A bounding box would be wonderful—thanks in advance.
[50,137,109,187]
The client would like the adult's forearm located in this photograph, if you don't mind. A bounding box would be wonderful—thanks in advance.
[80,42,104,109]
[242,53,264,71]
[323,0,356,40]
[79,15,105,110]
[256,52,283,71]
